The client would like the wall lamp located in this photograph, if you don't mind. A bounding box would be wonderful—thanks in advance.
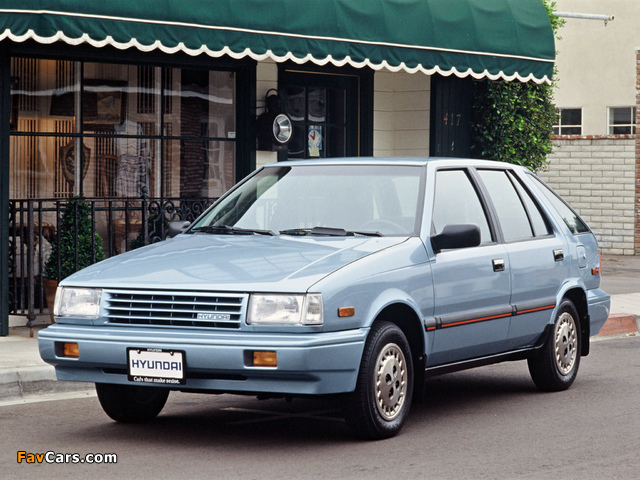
[256,89,293,151]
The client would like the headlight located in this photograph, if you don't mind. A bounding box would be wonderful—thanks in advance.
[247,294,323,326]
[54,287,102,318]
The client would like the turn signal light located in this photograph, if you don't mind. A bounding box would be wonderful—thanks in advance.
[55,342,79,358]
[338,307,355,317]
[252,351,277,367]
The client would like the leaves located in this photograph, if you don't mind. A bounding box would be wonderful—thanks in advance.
[44,197,106,281]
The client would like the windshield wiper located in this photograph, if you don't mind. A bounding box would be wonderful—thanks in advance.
[191,225,276,236]
[279,226,383,237]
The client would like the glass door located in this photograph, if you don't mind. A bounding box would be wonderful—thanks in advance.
[280,70,361,159]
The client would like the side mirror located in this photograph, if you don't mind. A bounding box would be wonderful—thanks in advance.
[431,224,481,254]
[167,221,191,239]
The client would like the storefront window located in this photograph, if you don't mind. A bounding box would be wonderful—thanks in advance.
[10,58,236,200]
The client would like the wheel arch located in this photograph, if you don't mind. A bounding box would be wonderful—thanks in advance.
[561,287,590,356]
[371,302,426,401]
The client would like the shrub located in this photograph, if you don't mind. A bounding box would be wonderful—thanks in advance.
[44,197,106,281]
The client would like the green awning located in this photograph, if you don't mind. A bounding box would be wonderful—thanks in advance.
[0,0,555,83]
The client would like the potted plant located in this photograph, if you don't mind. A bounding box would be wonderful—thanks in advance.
[43,197,106,320]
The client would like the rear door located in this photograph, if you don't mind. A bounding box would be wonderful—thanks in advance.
[428,168,511,365]
[475,168,569,348]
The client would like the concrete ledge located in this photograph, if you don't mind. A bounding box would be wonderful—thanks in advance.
[596,314,639,337]
[0,366,91,402]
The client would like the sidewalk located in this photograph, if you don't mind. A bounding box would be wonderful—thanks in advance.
[0,324,93,403]
[1,255,638,403]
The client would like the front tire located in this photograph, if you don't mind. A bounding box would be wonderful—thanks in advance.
[344,321,413,439]
[96,383,169,423]
[528,299,581,392]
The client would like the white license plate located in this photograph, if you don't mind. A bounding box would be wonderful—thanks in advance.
[127,348,185,385]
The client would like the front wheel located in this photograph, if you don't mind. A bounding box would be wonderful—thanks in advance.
[343,321,413,439]
[96,383,169,423]
[528,299,581,392]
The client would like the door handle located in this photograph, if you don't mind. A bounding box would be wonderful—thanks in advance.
[493,258,505,272]
[553,249,564,262]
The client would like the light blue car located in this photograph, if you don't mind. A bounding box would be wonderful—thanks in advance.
[38,158,610,439]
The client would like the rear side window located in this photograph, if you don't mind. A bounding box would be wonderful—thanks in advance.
[527,173,590,235]
[510,173,551,237]
[478,169,552,242]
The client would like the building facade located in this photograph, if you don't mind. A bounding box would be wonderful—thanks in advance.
[540,0,640,255]
[0,0,555,334]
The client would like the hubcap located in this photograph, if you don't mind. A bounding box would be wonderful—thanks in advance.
[374,343,407,421]
[555,312,578,375]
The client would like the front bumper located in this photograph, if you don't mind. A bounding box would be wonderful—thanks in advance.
[38,324,368,395]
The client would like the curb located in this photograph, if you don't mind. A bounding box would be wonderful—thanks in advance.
[0,365,91,402]
[596,314,639,337]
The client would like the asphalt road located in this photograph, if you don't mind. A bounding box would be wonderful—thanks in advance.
[2,335,639,480]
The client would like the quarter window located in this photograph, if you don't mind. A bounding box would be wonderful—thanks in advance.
[432,170,492,243]
[527,174,590,235]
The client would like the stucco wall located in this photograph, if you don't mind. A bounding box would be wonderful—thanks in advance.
[539,138,636,255]
[553,0,638,135]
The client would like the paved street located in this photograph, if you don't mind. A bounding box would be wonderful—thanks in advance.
[2,334,639,480]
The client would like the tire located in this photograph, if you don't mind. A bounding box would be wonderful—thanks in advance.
[95,383,170,423]
[528,299,581,392]
[343,321,413,440]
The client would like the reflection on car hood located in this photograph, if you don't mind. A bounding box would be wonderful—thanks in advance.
[63,234,409,292]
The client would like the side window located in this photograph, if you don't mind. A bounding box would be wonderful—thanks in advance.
[527,174,590,235]
[509,172,551,237]
[432,169,492,243]
[478,170,534,242]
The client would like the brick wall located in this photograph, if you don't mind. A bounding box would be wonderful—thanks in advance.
[539,137,636,255]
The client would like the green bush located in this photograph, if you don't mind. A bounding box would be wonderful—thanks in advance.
[44,197,106,281]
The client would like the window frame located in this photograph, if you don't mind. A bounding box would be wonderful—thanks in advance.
[474,168,554,244]
[431,167,497,246]
[553,108,582,135]
[525,172,591,236]
[607,106,637,135]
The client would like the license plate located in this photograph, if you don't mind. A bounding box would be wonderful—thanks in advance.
[127,348,186,385]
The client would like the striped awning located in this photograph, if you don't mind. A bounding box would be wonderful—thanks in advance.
[0,0,556,83]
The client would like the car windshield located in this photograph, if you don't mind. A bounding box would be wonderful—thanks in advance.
[190,164,424,236]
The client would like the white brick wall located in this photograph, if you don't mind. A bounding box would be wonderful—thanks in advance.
[539,138,636,255]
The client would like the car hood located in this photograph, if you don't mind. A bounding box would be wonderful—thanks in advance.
[63,234,409,292]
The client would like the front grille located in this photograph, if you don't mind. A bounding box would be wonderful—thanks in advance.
[104,289,247,329]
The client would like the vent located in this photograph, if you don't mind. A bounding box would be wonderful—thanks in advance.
[105,290,246,329]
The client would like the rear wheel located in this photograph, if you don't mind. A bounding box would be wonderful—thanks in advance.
[96,383,169,423]
[343,321,413,439]
[528,299,581,392]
